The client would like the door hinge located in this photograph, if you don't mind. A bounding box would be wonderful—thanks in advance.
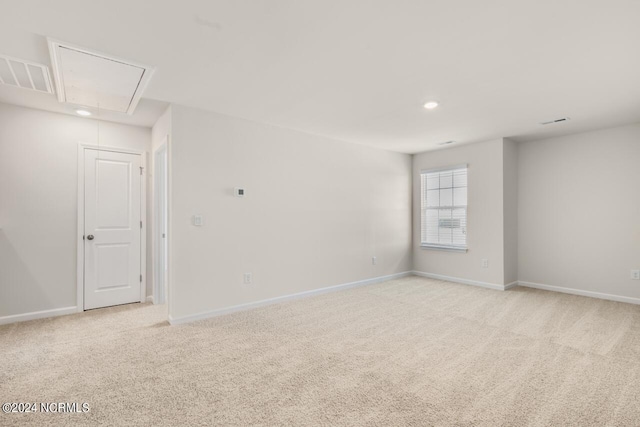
[140,274,143,282]
[140,166,144,175]
[140,220,143,229]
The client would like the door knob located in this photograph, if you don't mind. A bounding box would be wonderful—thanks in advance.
[87,235,95,240]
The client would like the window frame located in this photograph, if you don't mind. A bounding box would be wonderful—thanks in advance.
[420,164,468,252]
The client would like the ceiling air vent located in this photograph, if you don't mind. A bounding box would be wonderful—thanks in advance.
[540,117,570,125]
[47,39,155,115]
[0,54,54,94]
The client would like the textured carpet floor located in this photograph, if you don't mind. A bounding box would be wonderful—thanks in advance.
[2,276,640,426]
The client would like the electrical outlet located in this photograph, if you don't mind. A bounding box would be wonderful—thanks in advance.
[372,256,377,265]
[243,273,252,284]
[481,259,489,268]
[631,270,640,280]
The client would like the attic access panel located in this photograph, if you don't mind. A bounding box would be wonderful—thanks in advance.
[48,39,154,115]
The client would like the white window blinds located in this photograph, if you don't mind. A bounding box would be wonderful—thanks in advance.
[420,166,468,250]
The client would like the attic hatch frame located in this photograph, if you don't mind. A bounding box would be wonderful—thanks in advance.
[47,38,155,116]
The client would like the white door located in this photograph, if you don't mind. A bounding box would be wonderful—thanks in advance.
[84,149,142,310]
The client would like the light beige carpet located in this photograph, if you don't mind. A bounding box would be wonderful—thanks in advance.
[2,276,640,426]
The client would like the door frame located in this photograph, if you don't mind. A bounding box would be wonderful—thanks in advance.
[153,139,168,305]
[76,143,147,312]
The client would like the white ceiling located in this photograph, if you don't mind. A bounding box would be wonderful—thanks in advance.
[1,0,639,152]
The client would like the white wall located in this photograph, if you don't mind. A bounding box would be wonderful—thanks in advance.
[413,139,507,286]
[4,98,636,323]
[0,103,151,319]
[151,106,171,153]
[518,124,640,299]
[168,105,412,321]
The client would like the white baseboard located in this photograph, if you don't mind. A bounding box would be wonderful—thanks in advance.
[517,281,640,305]
[169,271,413,325]
[412,270,513,291]
[409,273,640,305]
[0,306,78,326]
[504,281,519,290]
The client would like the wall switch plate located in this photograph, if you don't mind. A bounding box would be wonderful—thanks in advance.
[372,256,377,265]
[481,259,489,268]
[192,215,203,226]
[243,273,252,284]
[631,270,640,280]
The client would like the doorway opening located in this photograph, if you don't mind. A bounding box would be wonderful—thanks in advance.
[154,140,168,305]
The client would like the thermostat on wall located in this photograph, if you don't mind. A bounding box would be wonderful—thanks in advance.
[234,188,245,197]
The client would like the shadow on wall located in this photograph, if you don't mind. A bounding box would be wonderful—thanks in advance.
[395,250,412,275]
[0,229,58,317]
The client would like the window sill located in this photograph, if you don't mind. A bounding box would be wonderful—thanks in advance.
[420,244,468,253]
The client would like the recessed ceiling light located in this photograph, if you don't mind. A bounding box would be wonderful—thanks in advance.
[423,101,439,110]
[76,109,91,116]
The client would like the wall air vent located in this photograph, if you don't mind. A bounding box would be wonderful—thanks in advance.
[47,39,155,115]
[0,54,54,94]
[540,117,570,125]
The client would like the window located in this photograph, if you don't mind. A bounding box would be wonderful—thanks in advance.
[420,165,468,251]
